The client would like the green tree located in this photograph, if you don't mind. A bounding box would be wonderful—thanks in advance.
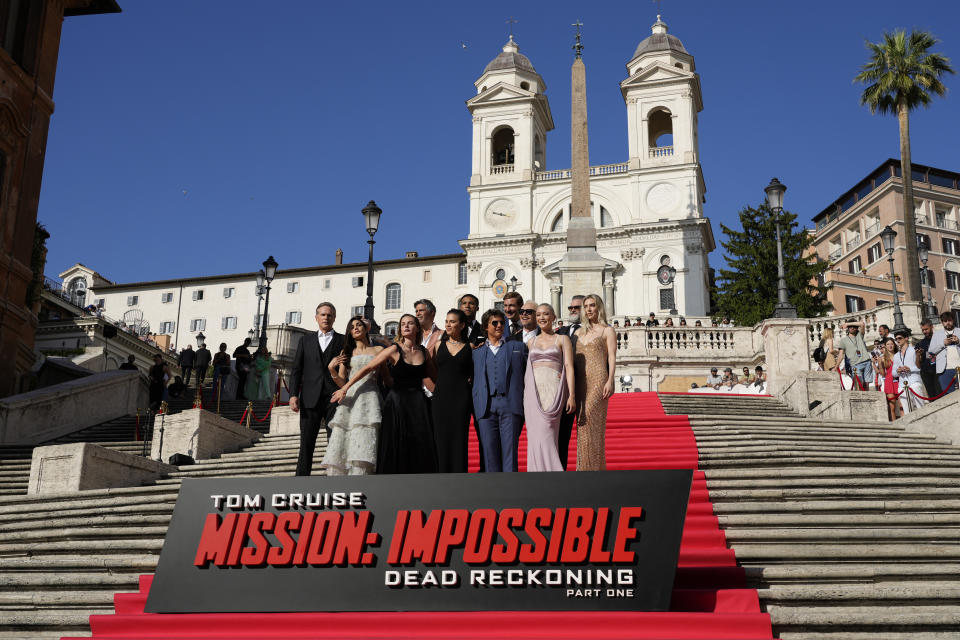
[854,29,955,302]
[715,204,831,326]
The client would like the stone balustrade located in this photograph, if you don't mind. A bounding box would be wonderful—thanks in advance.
[534,162,628,182]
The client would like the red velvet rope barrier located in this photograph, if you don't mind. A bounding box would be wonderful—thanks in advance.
[906,374,958,401]
[240,401,277,425]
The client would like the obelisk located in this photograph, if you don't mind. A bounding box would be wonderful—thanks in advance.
[560,21,605,299]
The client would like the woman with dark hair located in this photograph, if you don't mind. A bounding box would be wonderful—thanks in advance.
[430,309,473,472]
[321,317,383,475]
[332,314,437,473]
[244,347,273,401]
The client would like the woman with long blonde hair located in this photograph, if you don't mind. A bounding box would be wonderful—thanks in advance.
[820,327,839,372]
[573,294,617,471]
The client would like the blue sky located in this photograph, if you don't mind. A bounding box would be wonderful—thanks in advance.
[40,0,959,284]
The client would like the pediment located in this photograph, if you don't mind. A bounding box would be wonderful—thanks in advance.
[621,62,691,88]
[467,82,535,107]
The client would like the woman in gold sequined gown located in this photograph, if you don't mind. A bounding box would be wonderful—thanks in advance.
[573,294,618,471]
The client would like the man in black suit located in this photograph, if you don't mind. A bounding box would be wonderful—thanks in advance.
[556,295,584,470]
[288,302,344,476]
[502,291,524,338]
[508,300,540,343]
[459,294,486,348]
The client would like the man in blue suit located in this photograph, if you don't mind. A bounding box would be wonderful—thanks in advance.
[472,308,527,472]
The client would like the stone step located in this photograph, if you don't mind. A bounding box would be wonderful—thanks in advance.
[778,632,953,640]
[709,477,960,490]
[700,455,960,469]
[0,514,171,534]
[0,572,141,588]
[744,563,960,585]
[733,543,960,561]
[0,538,163,555]
[720,513,960,527]
[0,610,111,627]
[724,528,960,543]
[760,582,960,602]
[0,590,120,606]
[0,555,157,572]
[713,499,960,514]
[709,487,960,501]
[0,526,169,544]
[703,466,960,480]
[767,604,960,628]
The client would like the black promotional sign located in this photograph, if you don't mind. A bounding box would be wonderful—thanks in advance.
[146,470,691,613]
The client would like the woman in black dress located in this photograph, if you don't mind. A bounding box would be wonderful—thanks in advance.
[430,309,473,473]
[331,314,437,474]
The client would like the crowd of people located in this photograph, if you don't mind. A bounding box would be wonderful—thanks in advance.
[694,365,767,393]
[612,314,736,329]
[814,312,960,420]
[287,292,618,477]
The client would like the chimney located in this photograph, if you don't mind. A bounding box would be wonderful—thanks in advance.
[335,248,343,265]
[406,251,418,259]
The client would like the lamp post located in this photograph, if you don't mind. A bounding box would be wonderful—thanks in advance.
[880,225,907,333]
[252,269,265,347]
[362,201,382,335]
[764,178,797,318]
[196,331,205,347]
[510,275,518,292]
[918,243,935,321]
[619,374,633,394]
[260,256,277,347]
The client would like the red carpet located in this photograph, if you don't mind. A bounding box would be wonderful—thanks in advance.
[66,393,772,640]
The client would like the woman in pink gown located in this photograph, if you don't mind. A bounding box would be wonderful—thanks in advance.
[523,303,576,472]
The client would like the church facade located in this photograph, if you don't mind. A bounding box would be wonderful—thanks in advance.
[64,18,715,353]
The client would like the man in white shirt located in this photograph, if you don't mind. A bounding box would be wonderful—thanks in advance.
[928,311,960,396]
[893,329,927,414]
[414,298,442,352]
[706,367,723,389]
[510,301,539,344]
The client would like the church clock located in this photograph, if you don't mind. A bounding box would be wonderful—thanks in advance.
[484,199,517,230]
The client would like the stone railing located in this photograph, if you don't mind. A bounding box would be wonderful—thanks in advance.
[648,146,674,159]
[616,326,761,361]
[847,234,862,250]
[806,301,926,345]
[534,162,629,182]
[490,164,514,175]
[35,315,177,373]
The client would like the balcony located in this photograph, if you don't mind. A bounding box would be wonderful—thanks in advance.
[936,219,959,231]
[648,146,674,159]
[828,248,842,261]
[534,162,628,182]
[490,164,514,175]
[846,234,862,250]
[864,221,880,236]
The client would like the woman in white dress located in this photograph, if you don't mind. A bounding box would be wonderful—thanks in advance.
[321,316,384,475]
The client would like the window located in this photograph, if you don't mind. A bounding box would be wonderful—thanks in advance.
[384,321,398,337]
[917,234,931,249]
[943,238,960,256]
[937,211,947,228]
[496,268,506,280]
[192,290,204,301]
[352,276,364,288]
[947,271,960,291]
[161,292,173,303]
[351,305,365,317]
[323,279,331,290]
[867,243,882,264]
[385,283,401,310]
[458,262,468,285]
[222,316,237,330]
[600,206,613,228]
[921,269,936,288]
[159,321,175,334]
[423,269,432,283]
[287,282,299,293]
[845,295,866,313]
[285,311,302,324]
[127,295,139,306]
[223,287,235,298]
[190,318,206,332]
[491,126,515,165]
[848,256,862,273]
[95,298,105,309]
[659,288,675,310]
[875,299,888,307]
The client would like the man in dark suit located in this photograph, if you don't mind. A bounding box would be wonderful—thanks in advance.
[459,294,486,348]
[556,295,584,470]
[502,291,524,338]
[472,309,527,472]
[508,300,540,343]
[288,302,344,476]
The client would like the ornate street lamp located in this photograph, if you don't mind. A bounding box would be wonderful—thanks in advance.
[252,269,266,346]
[764,178,797,318]
[362,201,382,335]
[619,374,633,393]
[196,331,205,347]
[509,275,518,292]
[260,256,278,347]
[880,225,907,333]
[918,242,935,321]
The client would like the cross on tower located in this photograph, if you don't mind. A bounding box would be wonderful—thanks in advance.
[653,0,664,17]
[506,16,518,38]
[572,19,583,58]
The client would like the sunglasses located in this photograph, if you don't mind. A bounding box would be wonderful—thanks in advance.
[519,309,535,315]
[489,320,505,327]
[568,305,581,310]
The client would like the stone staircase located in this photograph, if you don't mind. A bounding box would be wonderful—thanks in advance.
[660,393,960,639]
[0,393,958,638]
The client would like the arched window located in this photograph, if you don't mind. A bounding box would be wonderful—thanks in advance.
[648,108,673,151]
[66,277,87,307]
[491,127,515,166]
[520,81,530,90]
[551,210,566,232]
[600,206,613,228]
[385,283,401,310]
[384,321,399,337]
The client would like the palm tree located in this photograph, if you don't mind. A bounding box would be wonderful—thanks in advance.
[854,30,954,302]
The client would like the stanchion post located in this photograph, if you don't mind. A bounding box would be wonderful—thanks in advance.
[155,401,169,463]
[216,380,222,416]
[246,401,253,429]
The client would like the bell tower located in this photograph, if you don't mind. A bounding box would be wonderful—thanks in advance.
[620,16,703,170]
